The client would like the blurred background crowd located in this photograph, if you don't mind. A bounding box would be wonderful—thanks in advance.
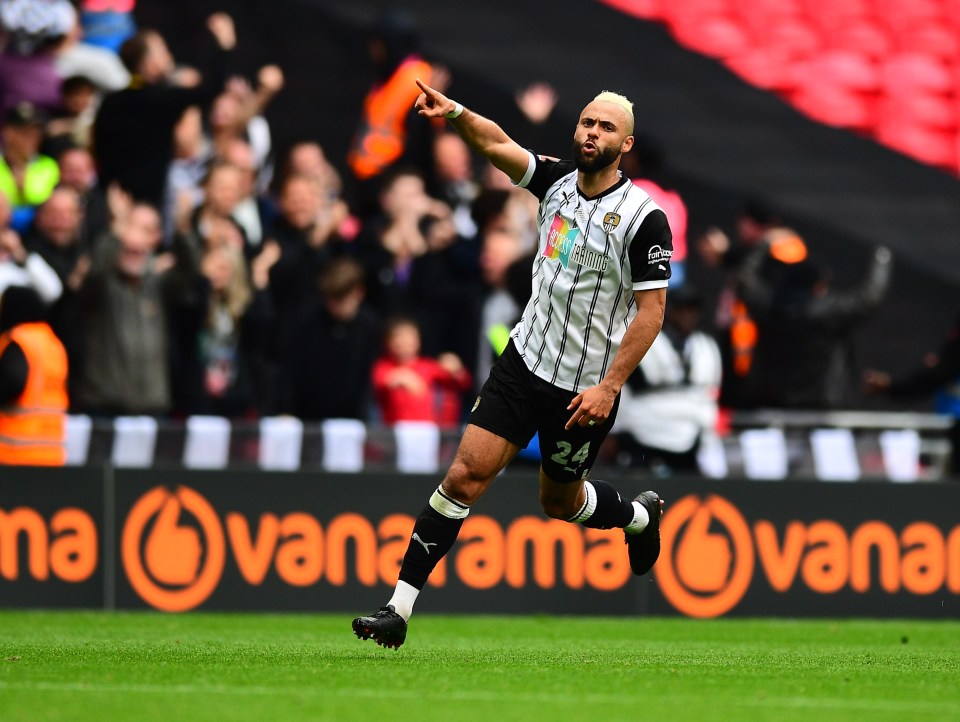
[1,0,957,473]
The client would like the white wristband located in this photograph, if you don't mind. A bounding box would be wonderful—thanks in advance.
[444,102,464,119]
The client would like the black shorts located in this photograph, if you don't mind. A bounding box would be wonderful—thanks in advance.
[468,340,619,483]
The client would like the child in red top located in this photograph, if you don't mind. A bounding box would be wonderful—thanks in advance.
[372,317,472,427]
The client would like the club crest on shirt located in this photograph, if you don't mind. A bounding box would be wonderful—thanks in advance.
[602,212,621,233]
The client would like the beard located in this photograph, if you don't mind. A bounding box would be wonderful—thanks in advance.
[572,139,620,173]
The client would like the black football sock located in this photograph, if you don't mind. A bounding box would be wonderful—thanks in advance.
[567,479,637,529]
[395,486,469,600]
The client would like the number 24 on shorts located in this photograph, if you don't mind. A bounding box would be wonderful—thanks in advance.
[551,441,590,472]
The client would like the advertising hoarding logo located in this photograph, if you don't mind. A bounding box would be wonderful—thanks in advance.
[122,486,225,612]
[656,494,754,618]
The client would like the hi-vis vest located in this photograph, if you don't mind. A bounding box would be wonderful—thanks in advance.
[0,155,60,207]
[0,322,68,466]
[348,58,432,181]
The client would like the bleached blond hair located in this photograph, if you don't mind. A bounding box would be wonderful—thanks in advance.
[593,91,634,134]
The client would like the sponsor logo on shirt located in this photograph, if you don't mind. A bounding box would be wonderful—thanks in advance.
[544,214,609,272]
[648,244,673,265]
[544,213,580,267]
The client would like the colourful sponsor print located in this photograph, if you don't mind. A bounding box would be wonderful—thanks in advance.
[544,213,580,268]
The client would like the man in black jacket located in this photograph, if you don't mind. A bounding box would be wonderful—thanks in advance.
[865,311,960,475]
[737,229,892,409]
[93,13,236,209]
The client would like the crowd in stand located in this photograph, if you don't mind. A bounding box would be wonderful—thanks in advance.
[0,4,551,432]
[4,2,954,474]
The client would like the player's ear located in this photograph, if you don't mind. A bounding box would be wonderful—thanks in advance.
[621,135,634,154]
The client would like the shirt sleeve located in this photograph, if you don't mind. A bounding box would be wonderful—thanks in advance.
[627,208,673,291]
[515,152,577,200]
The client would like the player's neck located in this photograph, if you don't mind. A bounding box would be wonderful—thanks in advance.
[576,165,622,199]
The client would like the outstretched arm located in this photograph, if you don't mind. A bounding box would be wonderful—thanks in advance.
[415,79,530,184]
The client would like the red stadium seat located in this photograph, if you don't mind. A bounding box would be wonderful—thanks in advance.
[596,0,666,21]
[661,0,734,25]
[790,82,875,131]
[800,0,873,33]
[830,19,893,60]
[796,50,880,93]
[879,94,959,131]
[874,0,944,27]
[723,47,799,91]
[761,17,824,59]
[672,14,753,59]
[880,53,955,96]
[897,23,960,63]
[875,120,959,171]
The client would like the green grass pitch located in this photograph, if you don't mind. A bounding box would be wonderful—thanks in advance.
[1,611,958,722]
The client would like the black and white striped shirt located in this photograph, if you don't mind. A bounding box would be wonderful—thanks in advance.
[511,151,672,392]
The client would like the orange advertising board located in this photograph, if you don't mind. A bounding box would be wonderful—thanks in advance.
[2,468,959,617]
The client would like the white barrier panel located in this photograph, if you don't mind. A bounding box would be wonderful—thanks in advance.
[879,429,921,483]
[810,428,860,481]
[111,416,158,468]
[321,418,367,472]
[183,416,232,469]
[739,428,788,480]
[394,421,440,474]
[258,416,304,471]
[696,432,728,479]
[65,414,92,466]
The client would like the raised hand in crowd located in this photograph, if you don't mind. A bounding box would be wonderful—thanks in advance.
[206,12,237,51]
[0,228,27,265]
[250,239,281,291]
[515,82,558,125]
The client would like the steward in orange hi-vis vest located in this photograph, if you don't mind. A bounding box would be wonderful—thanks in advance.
[0,289,68,466]
[348,57,433,181]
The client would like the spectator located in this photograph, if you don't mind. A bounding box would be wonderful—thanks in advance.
[474,228,523,388]
[279,256,380,421]
[179,161,248,257]
[695,199,782,407]
[737,229,892,409]
[56,144,110,244]
[0,0,74,115]
[407,203,481,372]
[612,285,722,474]
[0,285,68,466]
[372,316,471,427]
[281,141,341,197]
[220,138,274,249]
[0,102,60,232]
[53,13,130,93]
[43,75,100,156]
[74,202,197,415]
[865,310,960,474]
[93,13,236,207]
[0,192,63,304]
[78,0,137,53]
[23,187,88,395]
[208,65,284,174]
[265,173,347,351]
[164,106,212,242]
[352,167,441,316]
[348,10,442,215]
[172,245,271,417]
[432,131,479,240]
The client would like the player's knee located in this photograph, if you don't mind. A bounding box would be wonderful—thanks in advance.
[442,460,489,506]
